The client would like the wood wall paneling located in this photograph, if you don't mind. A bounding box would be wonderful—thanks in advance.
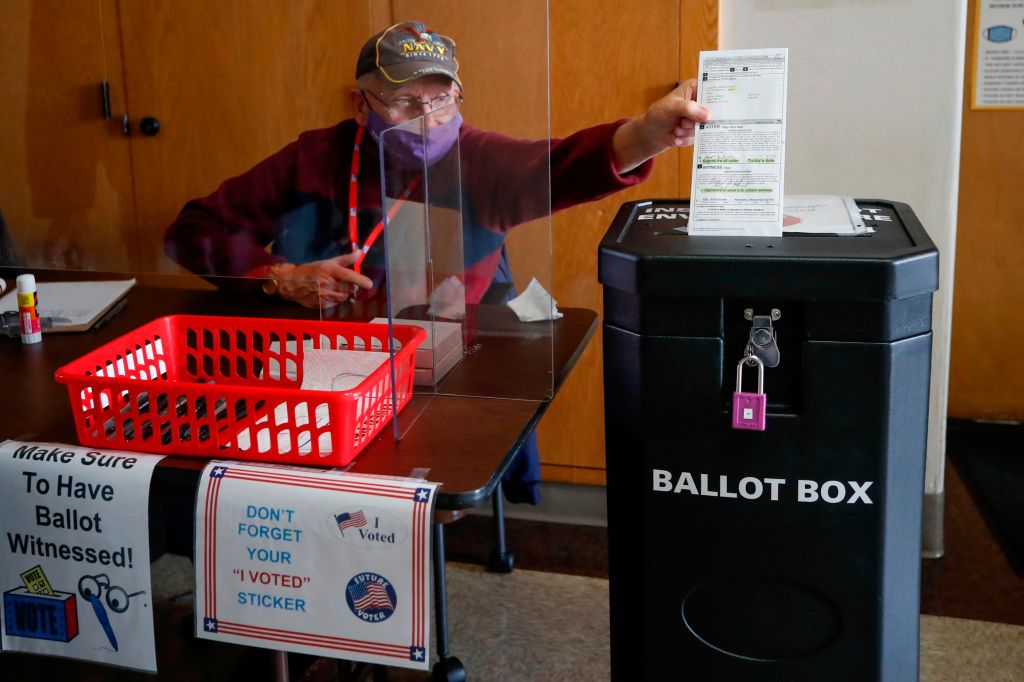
[540,463,607,487]
[390,0,550,139]
[117,0,374,276]
[0,0,136,272]
[949,0,1024,420]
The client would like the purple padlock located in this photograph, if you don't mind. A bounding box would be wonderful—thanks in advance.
[732,355,766,431]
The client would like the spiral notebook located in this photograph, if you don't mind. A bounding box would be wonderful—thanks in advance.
[0,278,135,333]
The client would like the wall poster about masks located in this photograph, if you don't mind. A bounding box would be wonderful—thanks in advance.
[973,0,1024,109]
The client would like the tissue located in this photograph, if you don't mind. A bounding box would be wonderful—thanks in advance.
[506,278,563,322]
[427,276,466,319]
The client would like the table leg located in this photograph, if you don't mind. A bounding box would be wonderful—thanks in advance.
[488,481,516,573]
[273,651,289,682]
[432,522,466,682]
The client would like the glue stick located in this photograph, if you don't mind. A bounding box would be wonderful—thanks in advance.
[16,274,41,344]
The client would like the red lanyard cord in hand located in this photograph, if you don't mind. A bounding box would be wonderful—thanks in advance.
[347,124,423,274]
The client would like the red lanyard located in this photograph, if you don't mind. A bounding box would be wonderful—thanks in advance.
[347,124,422,274]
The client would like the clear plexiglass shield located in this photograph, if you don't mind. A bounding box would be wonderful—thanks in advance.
[379,99,554,438]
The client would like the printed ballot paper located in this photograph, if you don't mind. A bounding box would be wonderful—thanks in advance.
[655,195,872,236]
[195,461,439,670]
[689,48,789,236]
[0,441,163,672]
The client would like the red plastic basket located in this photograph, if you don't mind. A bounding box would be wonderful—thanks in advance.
[54,315,425,466]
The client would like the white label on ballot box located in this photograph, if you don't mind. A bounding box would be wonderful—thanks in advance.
[194,461,439,670]
[0,440,163,672]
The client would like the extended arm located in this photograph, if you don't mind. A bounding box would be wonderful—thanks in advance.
[164,141,301,280]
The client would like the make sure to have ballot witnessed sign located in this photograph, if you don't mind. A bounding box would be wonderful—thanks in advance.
[195,461,439,670]
[0,440,163,672]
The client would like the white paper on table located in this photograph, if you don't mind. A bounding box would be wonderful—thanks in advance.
[426,276,466,320]
[235,349,389,455]
[300,349,390,392]
[506,278,563,323]
[688,48,789,236]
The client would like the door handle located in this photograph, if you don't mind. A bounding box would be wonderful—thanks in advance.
[139,117,161,136]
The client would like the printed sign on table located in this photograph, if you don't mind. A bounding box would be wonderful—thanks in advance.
[0,440,163,672]
[194,461,439,670]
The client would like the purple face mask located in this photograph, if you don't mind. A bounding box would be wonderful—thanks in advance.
[367,110,462,170]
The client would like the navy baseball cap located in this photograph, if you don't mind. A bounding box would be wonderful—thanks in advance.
[356,21,462,87]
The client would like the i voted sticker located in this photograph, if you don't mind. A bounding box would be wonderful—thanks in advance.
[331,506,408,549]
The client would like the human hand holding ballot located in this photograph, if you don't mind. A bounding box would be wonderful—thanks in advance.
[612,79,710,173]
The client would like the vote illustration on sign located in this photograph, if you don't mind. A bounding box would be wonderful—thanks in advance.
[4,565,79,643]
[195,461,439,671]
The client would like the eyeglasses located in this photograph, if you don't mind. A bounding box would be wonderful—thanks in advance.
[363,89,463,120]
[78,573,146,613]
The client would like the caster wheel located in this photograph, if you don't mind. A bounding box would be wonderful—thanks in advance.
[488,549,515,574]
[432,656,467,682]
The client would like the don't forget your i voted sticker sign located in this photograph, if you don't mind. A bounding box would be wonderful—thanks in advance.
[194,461,439,670]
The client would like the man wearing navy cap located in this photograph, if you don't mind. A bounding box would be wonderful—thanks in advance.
[166,20,708,307]
[165,21,708,502]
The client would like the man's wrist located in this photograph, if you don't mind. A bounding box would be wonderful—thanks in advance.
[260,262,290,296]
[611,116,662,175]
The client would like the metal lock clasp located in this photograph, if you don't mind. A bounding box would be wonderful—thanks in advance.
[732,355,767,431]
[743,308,781,368]
[735,354,764,394]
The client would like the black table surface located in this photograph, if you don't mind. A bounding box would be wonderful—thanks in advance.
[0,273,597,510]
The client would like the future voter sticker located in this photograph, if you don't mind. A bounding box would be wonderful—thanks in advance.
[345,572,397,623]
[331,507,408,549]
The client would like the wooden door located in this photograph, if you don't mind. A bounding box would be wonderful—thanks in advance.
[117,0,376,277]
[949,0,1024,420]
[0,0,136,272]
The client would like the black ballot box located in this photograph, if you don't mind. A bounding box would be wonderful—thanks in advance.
[598,199,939,681]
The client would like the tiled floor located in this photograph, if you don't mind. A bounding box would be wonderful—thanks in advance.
[2,459,1022,680]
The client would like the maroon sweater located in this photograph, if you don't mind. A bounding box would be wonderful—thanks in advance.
[165,119,652,303]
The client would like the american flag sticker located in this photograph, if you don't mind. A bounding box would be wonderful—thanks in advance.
[335,510,367,535]
[345,573,397,623]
